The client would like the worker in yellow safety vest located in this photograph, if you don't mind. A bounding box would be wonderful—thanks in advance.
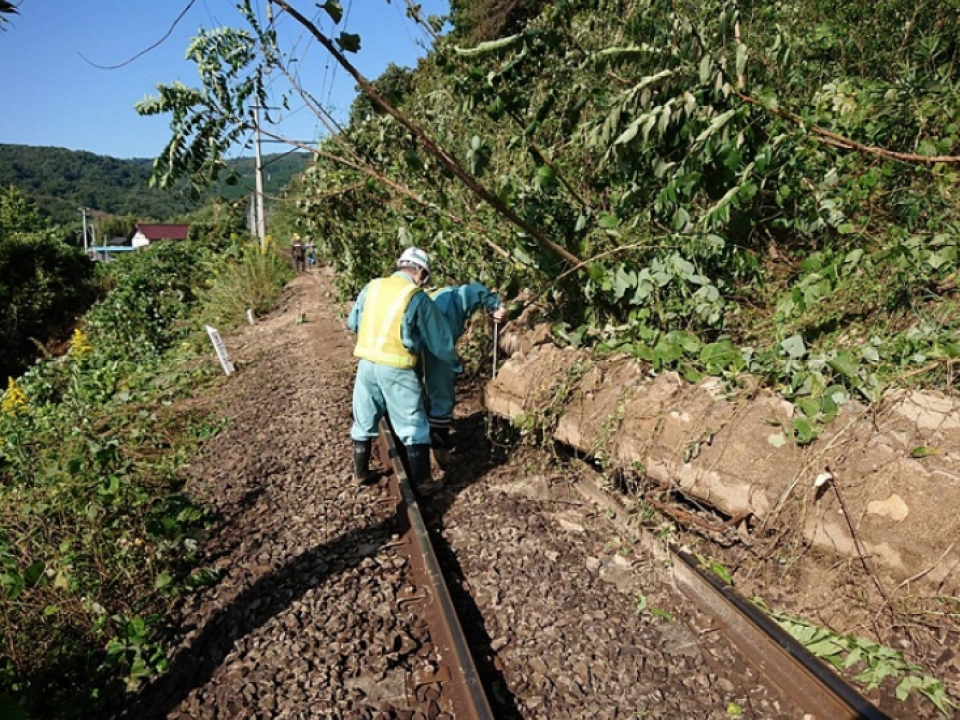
[347,247,460,490]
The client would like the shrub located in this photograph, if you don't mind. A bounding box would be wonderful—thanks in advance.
[0,233,97,379]
[84,241,209,360]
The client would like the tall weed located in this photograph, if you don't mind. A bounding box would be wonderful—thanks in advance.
[202,240,293,328]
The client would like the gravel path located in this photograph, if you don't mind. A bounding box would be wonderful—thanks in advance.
[114,270,797,719]
[115,273,444,719]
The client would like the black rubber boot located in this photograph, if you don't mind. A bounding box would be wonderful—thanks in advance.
[406,443,435,494]
[429,426,453,470]
[353,440,379,484]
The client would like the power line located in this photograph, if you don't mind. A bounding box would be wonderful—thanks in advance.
[79,0,198,70]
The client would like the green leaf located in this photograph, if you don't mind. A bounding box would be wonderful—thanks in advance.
[454,33,523,57]
[699,54,713,84]
[895,676,922,701]
[793,417,819,445]
[0,572,24,601]
[709,560,732,585]
[613,266,637,300]
[320,0,343,24]
[806,638,846,658]
[735,43,748,79]
[598,212,619,229]
[650,607,674,621]
[827,351,859,379]
[336,32,361,53]
[681,364,703,383]
[910,446,938,458]
[23,562,44,588]
[780,334,806,359]
[629,343,654,361]
[796,397,821,418]
[486,96,506,120]
[653,341,683,368]
[700,339,740,371]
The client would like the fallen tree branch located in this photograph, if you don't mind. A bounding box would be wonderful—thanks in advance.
[259,130,511,261]
[736,91,960,165]
[271,0,582,268]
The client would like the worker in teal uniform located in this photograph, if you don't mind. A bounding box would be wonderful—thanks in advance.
[423,283,506,466]
[347,248,460,490]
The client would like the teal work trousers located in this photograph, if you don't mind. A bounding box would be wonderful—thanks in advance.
[351,359,430,446]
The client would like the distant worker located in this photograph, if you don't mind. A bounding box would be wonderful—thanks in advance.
[347,247,460,492]
[423,283,506,466]
[291,234,306,272]
[305,240,316,266]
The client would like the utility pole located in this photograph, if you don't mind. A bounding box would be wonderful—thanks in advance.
[252,104,267,247]
[79,207,88,253]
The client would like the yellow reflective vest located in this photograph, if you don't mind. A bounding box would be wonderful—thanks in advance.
[353,275,421,368]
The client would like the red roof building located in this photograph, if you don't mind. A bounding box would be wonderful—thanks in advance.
[131,223,190,248]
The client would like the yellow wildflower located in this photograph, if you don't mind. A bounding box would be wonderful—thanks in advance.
[2,378,29,415]
[69,328,93,361]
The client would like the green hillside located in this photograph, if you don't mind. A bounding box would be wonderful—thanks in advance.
[0,144,310,226]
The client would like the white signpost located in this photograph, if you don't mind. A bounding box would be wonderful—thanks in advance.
[205,325,235,375]
[246,308,256,326]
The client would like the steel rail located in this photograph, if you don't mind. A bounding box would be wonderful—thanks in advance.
[672,547,894,720]
[377,420,495,720]
[572,477,895,719]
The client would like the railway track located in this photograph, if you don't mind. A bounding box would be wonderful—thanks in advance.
[378,421,896,720]
[377,419,496,719]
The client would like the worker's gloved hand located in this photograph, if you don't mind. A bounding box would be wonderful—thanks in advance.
[490,306,507,323]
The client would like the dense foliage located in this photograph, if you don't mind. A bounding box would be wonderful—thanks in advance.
[271,0,960,433]
[123,0,955,440]
[0,187,98,381]
[0,232,291,718]
[135,0,960,441]
[0,144,310,227]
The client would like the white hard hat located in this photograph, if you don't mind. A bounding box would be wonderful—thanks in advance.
[397,247,429,275]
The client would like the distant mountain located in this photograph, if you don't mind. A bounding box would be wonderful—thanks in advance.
[0,144,311,225]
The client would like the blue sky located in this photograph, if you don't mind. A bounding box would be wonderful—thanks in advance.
[0,0,449,159]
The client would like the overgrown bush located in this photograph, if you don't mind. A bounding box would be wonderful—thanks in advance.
[84,241,210,361]
[0,227,291,717]
[0,185,98,379]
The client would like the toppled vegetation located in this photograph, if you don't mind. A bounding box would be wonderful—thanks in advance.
[283,0,960,424]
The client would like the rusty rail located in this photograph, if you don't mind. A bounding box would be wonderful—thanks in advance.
[377,420,495,720]
[672,548,894,720]
[574,476,895,719]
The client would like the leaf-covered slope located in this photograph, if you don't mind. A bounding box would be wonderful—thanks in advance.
[285,0,960,405]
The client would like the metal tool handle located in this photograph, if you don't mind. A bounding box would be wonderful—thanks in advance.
[492,321,499,378]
